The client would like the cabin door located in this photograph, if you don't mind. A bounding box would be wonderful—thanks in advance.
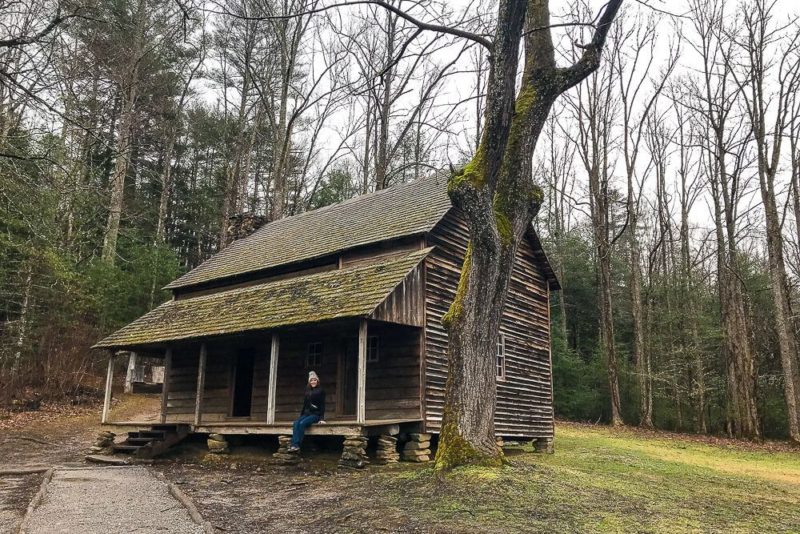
[339,339,358,417]
[231,351,255,417]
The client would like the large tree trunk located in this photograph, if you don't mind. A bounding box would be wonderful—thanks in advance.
[435,0,622,470]
[738,0,800,443]
[761,179,800,442]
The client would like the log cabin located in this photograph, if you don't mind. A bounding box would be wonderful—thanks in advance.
[93,175,559,453]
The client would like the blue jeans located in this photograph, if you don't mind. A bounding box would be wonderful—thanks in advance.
[291,414,320,448]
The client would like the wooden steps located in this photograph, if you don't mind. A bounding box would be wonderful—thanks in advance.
[112,424,189,459]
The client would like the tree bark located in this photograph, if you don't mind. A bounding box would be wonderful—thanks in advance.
[735,0,800,442]
[375,9,396,190]
[435,0,623,470]
[101,0,147,264]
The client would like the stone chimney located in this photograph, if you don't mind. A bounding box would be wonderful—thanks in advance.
[225,212,267,246]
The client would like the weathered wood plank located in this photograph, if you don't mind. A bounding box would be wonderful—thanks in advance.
[101,352,114,424]
[267,334,279,424]
[357,319,367,424]
[424,208,554,438]
[160,348,172,423]
[194,343,207,426]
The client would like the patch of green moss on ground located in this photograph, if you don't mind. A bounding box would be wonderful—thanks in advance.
[434,409,503,472]
[377,423,800,533]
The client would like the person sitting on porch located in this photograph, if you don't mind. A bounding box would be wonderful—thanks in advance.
[288,371,326,452]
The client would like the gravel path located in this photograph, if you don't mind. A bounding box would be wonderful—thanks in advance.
[23,466,205,534]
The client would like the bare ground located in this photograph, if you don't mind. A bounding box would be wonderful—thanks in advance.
[2,396,799,533]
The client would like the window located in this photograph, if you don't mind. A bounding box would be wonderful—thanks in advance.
[367,336,379,363]
[306,342,322,369]
[496,334,506,381]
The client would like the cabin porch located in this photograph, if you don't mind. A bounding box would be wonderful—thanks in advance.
[107,419,422,437]
[101,319,425,437]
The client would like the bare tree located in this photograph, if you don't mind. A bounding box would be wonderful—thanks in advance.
[727,0,800,443]
[612,12,677,428]
[567,13,624,426]
[215,0,263,247]
[100,0,147,264]
[671,94,707,432]
[684,0,760,439]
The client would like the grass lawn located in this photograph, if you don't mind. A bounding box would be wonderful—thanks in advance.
[379,422,800,533]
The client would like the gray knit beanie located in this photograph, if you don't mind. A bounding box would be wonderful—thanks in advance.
[308,371,319,383]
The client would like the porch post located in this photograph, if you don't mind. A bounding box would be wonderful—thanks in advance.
[267,333,280,424]
[357,319,367,424]
[160,348,172,424]
[101,352,114,424]
[124,351,138,393]
[194,343,207,426]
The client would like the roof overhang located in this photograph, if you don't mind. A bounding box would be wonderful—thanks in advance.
[94,248,431,351]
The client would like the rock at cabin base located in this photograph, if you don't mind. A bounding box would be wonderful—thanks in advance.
[93,431,116,449]
[533,437,554,454]
[403,441,431,451]
[401,453,430,463]
[374,433,400,465]
[273,435,301,465]
[207,435,230,454]
[338,435,368,470]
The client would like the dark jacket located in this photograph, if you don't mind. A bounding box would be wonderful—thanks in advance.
[301,387,325,419]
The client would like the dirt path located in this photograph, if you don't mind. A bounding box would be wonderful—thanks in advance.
[0,394,168,532]
[0,472,42,533]
[21,466,205,534]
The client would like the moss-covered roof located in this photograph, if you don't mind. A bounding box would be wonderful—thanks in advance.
[165,176,452,290]
[94,248,431,349]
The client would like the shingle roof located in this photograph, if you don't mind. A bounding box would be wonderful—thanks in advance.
[165,175,452,290]
[94,248,431,349]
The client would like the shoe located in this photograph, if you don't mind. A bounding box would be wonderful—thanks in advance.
[287,446,300,453]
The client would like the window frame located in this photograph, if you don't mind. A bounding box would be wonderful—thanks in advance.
[496,334,506,381]
[306,341,323,369]
[367,335,379,363]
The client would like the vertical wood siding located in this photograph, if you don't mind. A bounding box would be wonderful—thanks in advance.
[424,209,554,438]
[370,267,425,327]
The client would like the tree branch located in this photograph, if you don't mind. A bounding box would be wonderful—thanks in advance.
[560,0,624,91]
[205,0,493,50]
[0,8,83,48]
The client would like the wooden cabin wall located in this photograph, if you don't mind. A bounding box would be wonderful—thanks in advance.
[274,323,422,422]
[164,341,270,423]
[274,332,340,422]
[162,323,423,424]
[424,209,554,438]
[364,323,422,421]
[164,346,199,423]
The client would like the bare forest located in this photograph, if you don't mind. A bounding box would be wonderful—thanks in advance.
[3,0,800,445]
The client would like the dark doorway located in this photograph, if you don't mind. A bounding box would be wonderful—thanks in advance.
[340,339,358,417]
[232,351,255,417]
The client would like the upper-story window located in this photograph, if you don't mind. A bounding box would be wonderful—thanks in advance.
[306,342,323,368]
[496,334,506,381]
[367,336,379,363]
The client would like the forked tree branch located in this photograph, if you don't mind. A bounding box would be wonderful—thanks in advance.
[561,0,625,91]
